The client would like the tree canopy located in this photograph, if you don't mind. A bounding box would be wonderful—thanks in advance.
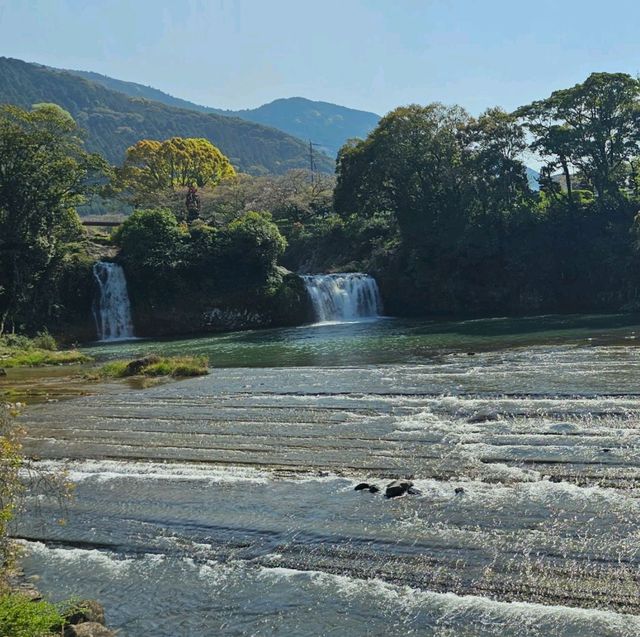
[117,137,236,206]
[0,104,106,333]
[516,72,640,199]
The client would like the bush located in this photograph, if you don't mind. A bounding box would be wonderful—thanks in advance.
[0,335,91,367]
[113,208,187,272]
[100,355,209,379]
[221,211,286,280]
[0,593,65,637]
[31,332,57,351]
[0,406,22,583]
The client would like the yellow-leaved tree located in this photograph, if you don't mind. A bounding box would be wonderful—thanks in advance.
[117,137,236,206]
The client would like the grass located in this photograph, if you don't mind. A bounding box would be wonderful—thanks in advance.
[0,333,92,368]
[0,592,65,637]
[99,354,209,379]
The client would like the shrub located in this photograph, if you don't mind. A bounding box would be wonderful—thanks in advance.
[100,355,209,379]
[0,406,22,583]
[113,208,187,272]
[221,211,287,280]
[0,593,65,637]
[31,332,57,351]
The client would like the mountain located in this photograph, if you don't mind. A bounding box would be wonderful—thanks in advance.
[65,69,381,157]
[219,98,381,157]
[66,69,215,115]
[526,167,540,191]
[0,57,334,174]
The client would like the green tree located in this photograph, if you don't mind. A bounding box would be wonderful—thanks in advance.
[113,208,187,273]
[0,104,106,334]
[221,211,287,280]
[334,104,470,246]
[516,72,640,199]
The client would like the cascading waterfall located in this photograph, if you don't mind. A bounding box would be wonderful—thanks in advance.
[92,261,135,341]
[302,273,383,322]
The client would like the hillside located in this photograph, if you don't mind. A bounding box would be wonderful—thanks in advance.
[65,69,381,157]
[0,57,334,174]
[218,98,381,157]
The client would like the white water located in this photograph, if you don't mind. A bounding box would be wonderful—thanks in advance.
[302,273,383,322]
[92,261,135,341]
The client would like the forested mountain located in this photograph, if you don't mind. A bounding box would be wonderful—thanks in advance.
[0,57,334,174]
[65,69,381,156]
[220,98,381,157]
[66,68,216,114]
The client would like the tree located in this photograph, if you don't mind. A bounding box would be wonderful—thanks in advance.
[0,104,106,334]
[516,72,640,199]
[117,137,236,207]
[334,103,471,245]
[221,211,287,280]
[113,208,187,273]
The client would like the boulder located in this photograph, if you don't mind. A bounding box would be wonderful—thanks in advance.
[124,354,161,375]
[368,485,380,494]
[385,479,413,499]
[354,483,370,491]
[66,600,106,626]
[64,623,115,637]
[454,487,465,495]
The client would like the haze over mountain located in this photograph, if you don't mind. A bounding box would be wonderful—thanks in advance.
[0,57,334,174]
[65,69,381,157]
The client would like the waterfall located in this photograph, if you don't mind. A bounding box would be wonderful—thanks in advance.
[92,261,135,341]
[302,273,383,323]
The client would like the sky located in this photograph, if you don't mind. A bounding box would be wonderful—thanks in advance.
[1,0,639,117]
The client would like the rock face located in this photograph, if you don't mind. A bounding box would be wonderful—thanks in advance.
[128,270,314,338]
[385,479,414,499]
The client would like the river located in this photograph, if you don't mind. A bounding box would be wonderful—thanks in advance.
[13,314,640,636]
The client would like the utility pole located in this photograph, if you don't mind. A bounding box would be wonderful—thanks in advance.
[308,140,320,185]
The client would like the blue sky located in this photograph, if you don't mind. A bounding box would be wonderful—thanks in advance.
[1,0,639,117]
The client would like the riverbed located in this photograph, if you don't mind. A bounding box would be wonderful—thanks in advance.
[13,315,640,636]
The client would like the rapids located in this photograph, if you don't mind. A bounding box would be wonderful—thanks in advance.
[14,314,640,636]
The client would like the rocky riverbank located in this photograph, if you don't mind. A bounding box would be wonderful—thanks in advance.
[8,567,115,637]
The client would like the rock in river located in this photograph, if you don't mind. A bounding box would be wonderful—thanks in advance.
[385,479,414,498]
[64,622,115,637]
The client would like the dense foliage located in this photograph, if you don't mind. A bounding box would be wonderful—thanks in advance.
[117,137,236,207]
[0,103,105,334]
[0,57,334,174]
[113,207,298,334]
[279,72,640,315]
[0,592,65,637]
[4,69,640,340]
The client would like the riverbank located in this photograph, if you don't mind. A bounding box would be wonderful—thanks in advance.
[0,334,90,370]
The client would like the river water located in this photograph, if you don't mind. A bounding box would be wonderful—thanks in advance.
[14,315,640,636]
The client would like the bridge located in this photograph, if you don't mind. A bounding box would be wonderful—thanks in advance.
[81,220,123,228]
